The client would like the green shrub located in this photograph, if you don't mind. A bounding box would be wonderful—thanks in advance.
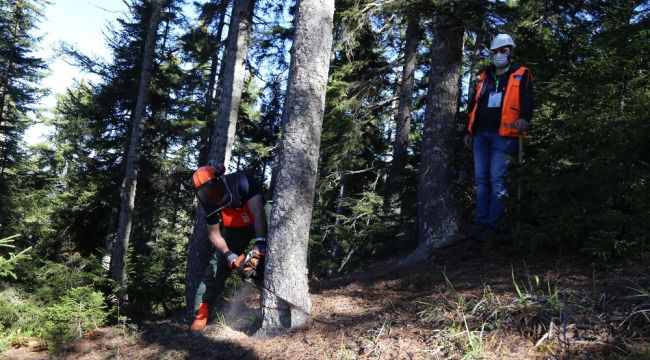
[1,268,109,351]
[37,287,107,349]
[0,297,19,331]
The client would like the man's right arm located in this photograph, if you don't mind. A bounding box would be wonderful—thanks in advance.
[207,224,239,266]
[207,224,227,253]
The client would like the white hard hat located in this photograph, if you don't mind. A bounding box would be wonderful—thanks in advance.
[490,34,516,50]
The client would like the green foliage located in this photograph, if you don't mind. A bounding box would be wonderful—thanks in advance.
[3,0,649,342]
[0,235,31,279]
[0,0,48,245]
[468,0,650,263]
[127,232,187,316]
[37,287,107,348]
[0,252,109,351]
[0,286,107,351]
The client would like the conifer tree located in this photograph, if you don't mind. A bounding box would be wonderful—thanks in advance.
[0,0,46,235]
[404,13,464,264]
[111,0,164,294]
[185,0,256,311]
[385,12,420,213]
[206,0,256,168]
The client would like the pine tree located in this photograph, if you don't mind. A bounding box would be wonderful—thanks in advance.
[385,12,420,213]
[206,0,257,168]
[404,13,464,264]
[0,0,46,236]
[110,0,164,296]
[185,0,257,312]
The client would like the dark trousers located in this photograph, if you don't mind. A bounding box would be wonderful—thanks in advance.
[193,225,254,312]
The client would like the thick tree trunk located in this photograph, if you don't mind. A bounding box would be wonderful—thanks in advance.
[110,0,163,293]
[402,16,463,265]
[184,0,255,313]
[259,0,334,333]
[384,14,420,212]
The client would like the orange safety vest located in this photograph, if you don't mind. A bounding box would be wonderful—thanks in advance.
[221,202,255,228]
[467,66,531,138]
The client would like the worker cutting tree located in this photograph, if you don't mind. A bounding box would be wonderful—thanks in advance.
[188,163,268,332]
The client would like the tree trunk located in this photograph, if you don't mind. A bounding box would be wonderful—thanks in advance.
[110,0,164,294]
[0,1,20,177]
[206,0,255,168]
[259,0,334,333]
[102,206,118,273]
[184,0,255,313]
[384,14,420,212]
[330,171,348,260]
[402,16,463,265]
[198,0,229,166]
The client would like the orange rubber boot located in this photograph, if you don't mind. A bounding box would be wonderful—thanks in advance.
[189,302,209,332]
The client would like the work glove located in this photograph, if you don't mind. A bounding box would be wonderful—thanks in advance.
[515,118,529,133]
[224,251,244,270]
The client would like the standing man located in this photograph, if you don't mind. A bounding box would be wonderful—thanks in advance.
[464,33,533,233]
[188,164,267,332]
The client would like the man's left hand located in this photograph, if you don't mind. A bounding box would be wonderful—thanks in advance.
[515,119,529,133]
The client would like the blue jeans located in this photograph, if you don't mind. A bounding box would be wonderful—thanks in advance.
[472,131,518,228]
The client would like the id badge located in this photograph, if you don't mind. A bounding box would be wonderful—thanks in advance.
[487,92,503,108]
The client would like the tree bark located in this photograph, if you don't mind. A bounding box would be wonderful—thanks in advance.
[184,0,255,312]
[402,15,463,265]
[110,0,164,294]
[259,0,334,333]
[206,0,255,168]
[198,0,230,166]
[384,14,420,212]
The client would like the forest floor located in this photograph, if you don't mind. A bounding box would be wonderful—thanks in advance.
[3,236,650,359]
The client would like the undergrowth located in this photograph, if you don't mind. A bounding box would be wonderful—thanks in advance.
[0,252,110,351]
[414,268,650,359]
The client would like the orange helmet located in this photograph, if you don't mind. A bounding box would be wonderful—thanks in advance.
[192,166,218,190]
[191,164,231,216]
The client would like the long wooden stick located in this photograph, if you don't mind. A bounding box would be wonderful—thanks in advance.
[516,134,524,235]
[517,134,523,201]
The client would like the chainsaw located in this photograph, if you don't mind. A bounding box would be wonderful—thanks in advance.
[234,253,310,316]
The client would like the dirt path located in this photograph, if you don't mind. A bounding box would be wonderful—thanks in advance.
[3,240,650,359]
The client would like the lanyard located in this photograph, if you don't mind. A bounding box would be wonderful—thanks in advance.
[492,65,510,92]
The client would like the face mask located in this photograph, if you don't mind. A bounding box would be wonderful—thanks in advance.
[492,53,510,68]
